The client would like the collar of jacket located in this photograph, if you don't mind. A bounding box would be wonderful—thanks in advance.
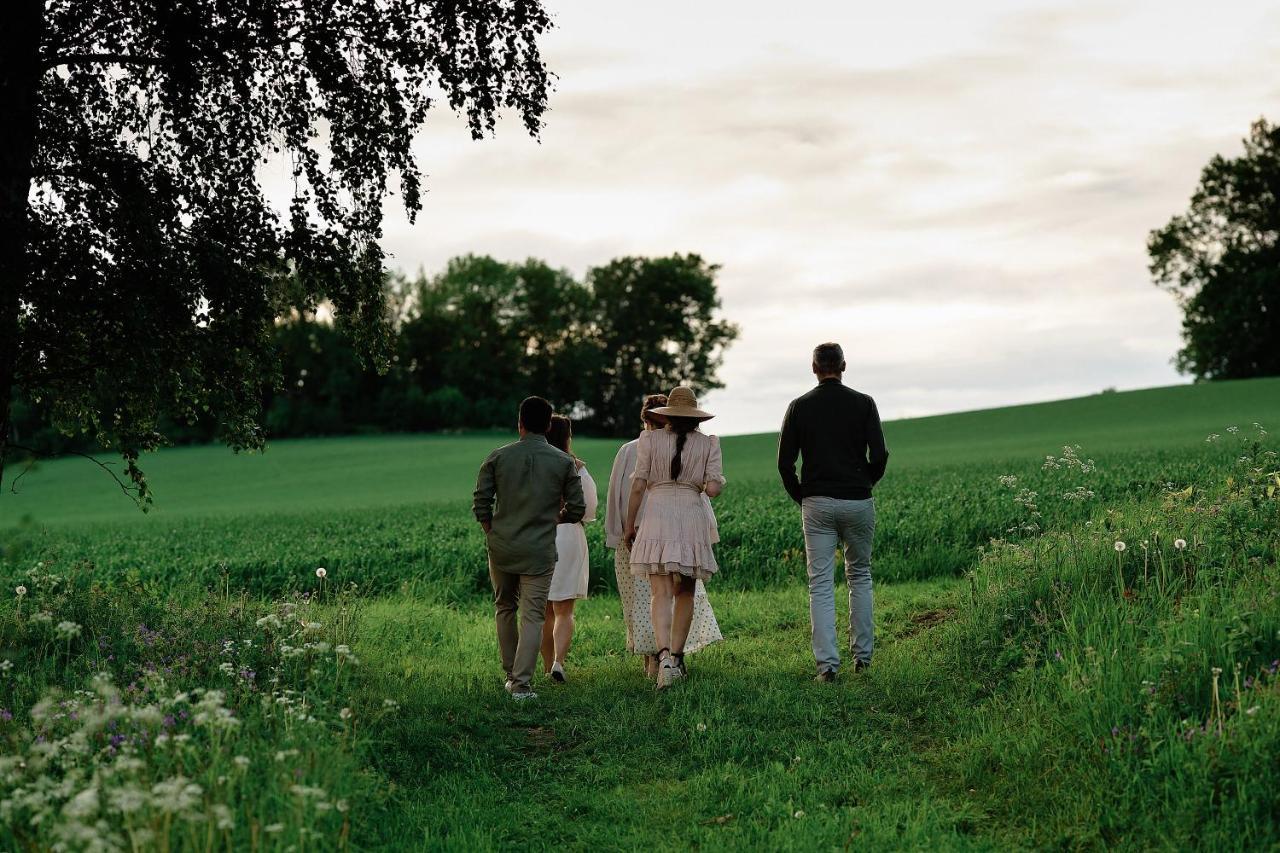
[519,434,549,443]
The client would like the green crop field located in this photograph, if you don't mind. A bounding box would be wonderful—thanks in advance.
[1,377,1278,850]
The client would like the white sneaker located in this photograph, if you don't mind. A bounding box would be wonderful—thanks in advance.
[511,690,538,702]
[657,660,681,690]
[550,661,566,683]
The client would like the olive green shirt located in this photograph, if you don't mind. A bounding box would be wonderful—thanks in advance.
[472,434,587,575]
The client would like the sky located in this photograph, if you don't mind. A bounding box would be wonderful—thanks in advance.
[371,0,1280,434]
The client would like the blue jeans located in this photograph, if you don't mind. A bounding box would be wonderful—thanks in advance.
[802,496,875,673]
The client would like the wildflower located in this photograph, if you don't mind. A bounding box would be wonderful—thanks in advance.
[1246,706,1260,716]
[1206,433,1220,443]
[340,707,352,720]
[1227,426,1239,434]
[1174,539,1187,550]
[1114,541,1126,552]
[998,474,1018,488]
[335,644,351,655]
[255,614,282,630]
[383,699,400,711]
[336,799,350,813]
[0,660,12,673]
[55,620,82,640]
[696,722,707,732]
[316,567,327,579]
[264,823,284,834]
[14,585,26,597]
[794,810,805,819]
[213,804,234,830]
[234,755,251,768]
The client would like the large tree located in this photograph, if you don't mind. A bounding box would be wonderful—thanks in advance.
[0,0,553,498]
[587,254,739,436]
[1149,119,1280,380]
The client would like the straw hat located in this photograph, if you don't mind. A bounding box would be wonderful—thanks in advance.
[651,386,714,421]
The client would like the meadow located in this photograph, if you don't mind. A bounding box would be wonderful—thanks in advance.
[1,377,1278,850]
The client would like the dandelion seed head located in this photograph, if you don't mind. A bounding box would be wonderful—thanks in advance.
[1114,541,1126,552]
[14,586,26,597]
[1174,539,1187,550]
[315,567,327,579]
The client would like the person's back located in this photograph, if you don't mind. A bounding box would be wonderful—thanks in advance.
[777,343,888,682]
[472,396,586,701]
[480,435,584,573]
[779,381,887,502]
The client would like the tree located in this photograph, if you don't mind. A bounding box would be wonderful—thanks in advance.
[586,254,739,435]
[0,0,553,499]
[1149,119,1280,380]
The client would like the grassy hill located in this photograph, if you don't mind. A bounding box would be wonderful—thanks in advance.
[1,377,1277,850]
[5,376,1278,527]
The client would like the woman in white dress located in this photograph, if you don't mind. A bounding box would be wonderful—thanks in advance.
[541,415,598,683]
[606,394,722,680]
[624,387,726,689]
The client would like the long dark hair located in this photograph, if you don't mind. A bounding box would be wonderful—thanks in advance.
[668,416,701,479]
[547,415,581,467]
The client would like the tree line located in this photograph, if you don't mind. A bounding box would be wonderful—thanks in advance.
[9,253,739,456]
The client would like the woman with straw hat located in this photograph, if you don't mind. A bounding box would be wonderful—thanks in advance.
[605,394,722,681]
[623,386,726,689]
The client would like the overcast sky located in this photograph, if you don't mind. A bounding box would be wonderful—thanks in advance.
[372,0,1280,434]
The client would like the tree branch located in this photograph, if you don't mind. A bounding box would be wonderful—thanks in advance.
[42,52,168,72]
[6,443,146,508]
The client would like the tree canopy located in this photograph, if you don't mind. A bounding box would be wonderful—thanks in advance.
[0,0,554,500]
[1149,119,1280,380]
[11,253,740,451]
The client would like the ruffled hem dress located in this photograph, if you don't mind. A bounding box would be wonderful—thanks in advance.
[629,428,725,581]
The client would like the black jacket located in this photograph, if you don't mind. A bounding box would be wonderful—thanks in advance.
[777,379,889,503]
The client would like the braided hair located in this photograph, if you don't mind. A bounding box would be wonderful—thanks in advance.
[668,416,701,480]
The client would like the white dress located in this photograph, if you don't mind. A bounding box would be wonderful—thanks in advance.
[548,463,598,602]
[605,437,723,654]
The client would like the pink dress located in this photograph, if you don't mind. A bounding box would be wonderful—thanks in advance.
[629,428,725,580]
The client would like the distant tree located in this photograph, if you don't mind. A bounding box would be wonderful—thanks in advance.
[0,1,553,498]
[399,256,596,426]
[1149,119,1280,380]
[586,255,739,435]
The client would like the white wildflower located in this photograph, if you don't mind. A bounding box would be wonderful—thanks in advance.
[213,803,234,830]
[15,585,26,597]
[794,810,805,819]
[696,722,707,732]
[1114,541,1127,552]
[1174,539,1187,550]
[55,621,82,640]
[339,707,352,720]
[234,755,250,769]
[264,823,284,834]
[255,614,282,630]
[0,659,12,673]
[315,567,327,579]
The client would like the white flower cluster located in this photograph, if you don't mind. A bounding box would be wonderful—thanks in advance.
[1042,445,1097,474]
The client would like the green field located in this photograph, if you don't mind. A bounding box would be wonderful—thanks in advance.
[1,378,1278,850]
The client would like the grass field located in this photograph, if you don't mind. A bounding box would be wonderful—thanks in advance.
[1,378,1278,850]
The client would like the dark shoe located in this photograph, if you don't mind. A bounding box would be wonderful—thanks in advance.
[550,661,566,683]
[853,659,871,673]
[815,669,838,683]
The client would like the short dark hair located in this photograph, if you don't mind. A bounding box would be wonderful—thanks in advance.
[519,396,553,434]
[640,393,668,428]
[813,342,845,375]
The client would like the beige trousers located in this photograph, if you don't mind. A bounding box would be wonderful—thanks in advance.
[490,567,552,691]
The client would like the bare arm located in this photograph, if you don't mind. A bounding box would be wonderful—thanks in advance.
[623,477,648,546]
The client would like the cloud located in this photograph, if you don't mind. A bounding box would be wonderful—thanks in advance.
[354,0,1280,432]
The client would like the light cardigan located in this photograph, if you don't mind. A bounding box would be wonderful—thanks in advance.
[604,439,640,549]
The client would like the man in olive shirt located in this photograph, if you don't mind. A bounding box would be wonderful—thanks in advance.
[473,396,586,700]
[778,343,889,682]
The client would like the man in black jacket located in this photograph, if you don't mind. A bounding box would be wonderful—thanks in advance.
[778,343,889,681]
